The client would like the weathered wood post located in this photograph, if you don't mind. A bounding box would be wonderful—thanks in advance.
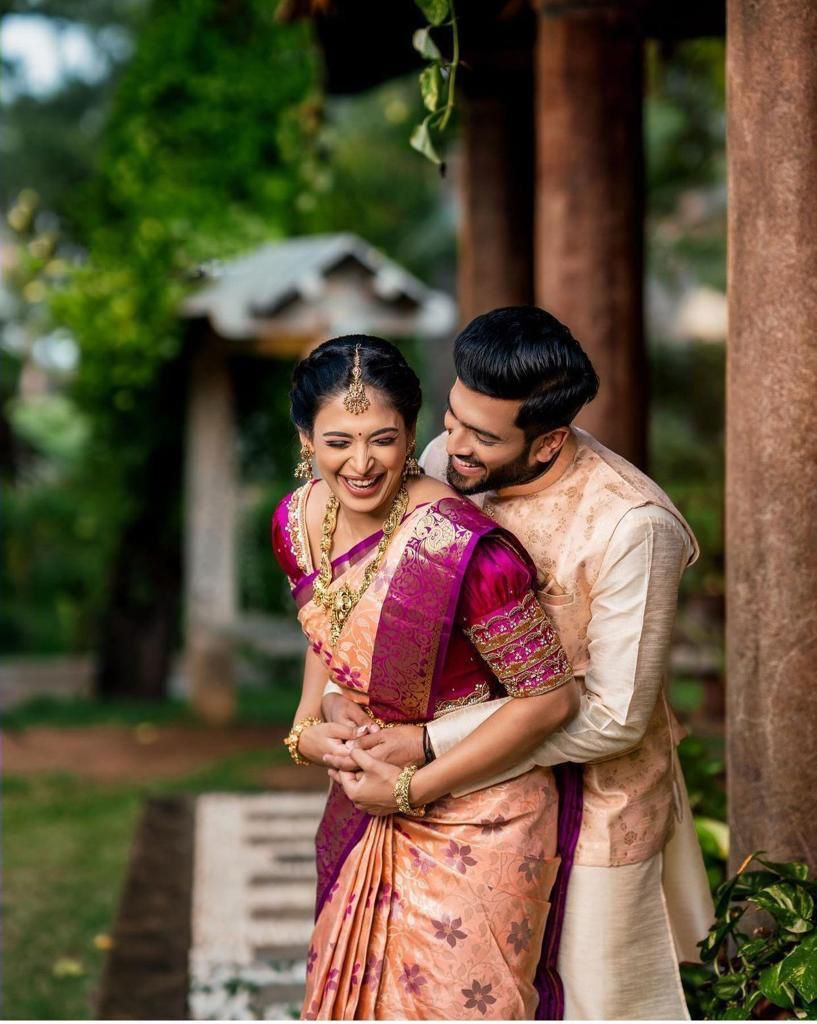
[725,0,817,872]
[458,44,536,323]
[534,3,647,467]
[185,337,237,724]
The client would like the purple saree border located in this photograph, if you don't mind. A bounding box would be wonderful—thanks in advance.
[534,762,584,1020]
[314,498,503,918]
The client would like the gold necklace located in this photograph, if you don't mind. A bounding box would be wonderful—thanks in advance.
[313,485,409,645]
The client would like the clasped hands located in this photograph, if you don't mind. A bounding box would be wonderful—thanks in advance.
[305,693,425,815]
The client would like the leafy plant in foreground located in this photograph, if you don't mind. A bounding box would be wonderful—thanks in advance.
[689,853,817,1019]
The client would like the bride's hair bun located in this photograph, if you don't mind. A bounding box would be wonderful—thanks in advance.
[290,335,422,434]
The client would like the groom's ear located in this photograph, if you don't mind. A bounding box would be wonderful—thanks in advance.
[531,426,570,463]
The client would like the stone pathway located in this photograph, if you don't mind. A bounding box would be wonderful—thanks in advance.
[189,792,325,1020]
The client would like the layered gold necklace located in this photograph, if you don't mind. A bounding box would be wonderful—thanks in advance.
[313,485,409,645]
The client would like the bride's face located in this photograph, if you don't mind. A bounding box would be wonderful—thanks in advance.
[306,389,411,518]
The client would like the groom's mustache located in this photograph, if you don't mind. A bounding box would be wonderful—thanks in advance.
[449,454,486,470]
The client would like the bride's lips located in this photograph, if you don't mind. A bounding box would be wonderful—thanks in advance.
[338,473,385,497]
[450,454,485,478]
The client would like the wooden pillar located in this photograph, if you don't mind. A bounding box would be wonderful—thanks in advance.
[534,5,646,467]
[185,338,237,723]
[457,56,536,325]
[726,0,817,872]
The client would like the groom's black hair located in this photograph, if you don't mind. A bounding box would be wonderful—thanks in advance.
[454,306,599,439]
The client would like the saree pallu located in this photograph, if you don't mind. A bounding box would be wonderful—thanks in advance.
[273,493,580,1020]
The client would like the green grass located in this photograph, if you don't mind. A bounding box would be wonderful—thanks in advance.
[0,674,303,733]
[1,746,290,1020]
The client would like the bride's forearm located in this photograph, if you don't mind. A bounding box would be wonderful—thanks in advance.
[411,683,579,806]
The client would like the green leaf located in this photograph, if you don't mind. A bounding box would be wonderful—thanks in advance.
[696,817,730,861]
[412,27,442,61]
[713,973,747,1000]
[419,64,441,113]
[755,857,811,882]
[410,117,442,166]
[798,1001,817,1020]
[759,962,796,1009]
[751,883,815,933]
[780,933,817,1003]
[732,871,782,900]
[415,0,450,26]
[714,1006,751,1020]
[700,918,737,963]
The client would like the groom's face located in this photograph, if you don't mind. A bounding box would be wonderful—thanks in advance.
[444,379,544,495]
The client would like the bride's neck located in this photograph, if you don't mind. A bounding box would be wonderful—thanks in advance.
[335,483,405,542]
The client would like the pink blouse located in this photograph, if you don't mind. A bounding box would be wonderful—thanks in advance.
[271,490,571,717]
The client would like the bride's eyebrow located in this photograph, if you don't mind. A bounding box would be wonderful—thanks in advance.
[322,427,399,439]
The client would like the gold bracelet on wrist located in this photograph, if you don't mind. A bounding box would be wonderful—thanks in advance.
[283,715,323,766]
[394,764,426,817]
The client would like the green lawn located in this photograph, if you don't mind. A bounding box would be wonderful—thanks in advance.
[2,746,289,1020]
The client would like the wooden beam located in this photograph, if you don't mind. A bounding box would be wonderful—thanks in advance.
[185,338,238,724]
[725,0,817,872]
[534,7,647,466]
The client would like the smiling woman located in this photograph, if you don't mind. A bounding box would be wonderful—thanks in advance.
[269,334,582,1020]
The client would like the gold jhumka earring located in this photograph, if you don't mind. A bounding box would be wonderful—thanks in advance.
[294,443,313,480]
[343,345,370,415]
[403,440,422,479]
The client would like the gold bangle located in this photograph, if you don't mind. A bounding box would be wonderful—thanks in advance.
[283,715,323,766]
[394,764,426,817]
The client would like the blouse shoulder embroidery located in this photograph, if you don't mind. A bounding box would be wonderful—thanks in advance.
[287,482,313,576]
[465,591,572,697]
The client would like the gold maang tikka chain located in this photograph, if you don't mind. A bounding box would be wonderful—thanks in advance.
[343,344,371,415]
[313,485,409,645]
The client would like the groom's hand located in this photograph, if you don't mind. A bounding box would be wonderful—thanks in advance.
[328,747,401,816]
[355,724,426,768]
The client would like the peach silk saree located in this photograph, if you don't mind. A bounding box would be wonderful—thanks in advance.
[272,491,583,1019]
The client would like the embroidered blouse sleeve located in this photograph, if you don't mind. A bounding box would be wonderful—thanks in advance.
[458,536,573,697]
[271,488,309,590]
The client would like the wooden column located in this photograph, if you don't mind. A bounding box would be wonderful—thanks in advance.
[534,6,646,467]
[457,56,536,325]
[726,0,817,872]
[185,338,237,724]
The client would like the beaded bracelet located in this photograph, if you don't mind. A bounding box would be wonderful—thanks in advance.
[394,764,426,817]
[283,715,323,766]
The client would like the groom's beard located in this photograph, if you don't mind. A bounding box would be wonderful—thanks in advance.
[446,443,546,496]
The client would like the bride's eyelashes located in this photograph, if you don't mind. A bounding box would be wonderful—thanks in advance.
[325,438,397,450]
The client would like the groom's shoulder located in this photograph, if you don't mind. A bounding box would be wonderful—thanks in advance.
[575,428,669,499]
[419,431,449,482]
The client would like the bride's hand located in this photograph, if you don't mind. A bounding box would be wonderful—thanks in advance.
[297,721,358,766]
[328,747,402,816]
[323,724,425,771]
[322,692,371,730]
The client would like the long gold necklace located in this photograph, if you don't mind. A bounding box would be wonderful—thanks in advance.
[313,486,409,645]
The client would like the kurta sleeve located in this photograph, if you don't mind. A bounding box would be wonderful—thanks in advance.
[457,536,573,697]
[271,490,307,590]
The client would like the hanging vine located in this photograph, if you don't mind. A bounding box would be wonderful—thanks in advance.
[410,0,460,171]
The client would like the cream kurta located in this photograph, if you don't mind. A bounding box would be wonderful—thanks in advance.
[421,429,714,1021]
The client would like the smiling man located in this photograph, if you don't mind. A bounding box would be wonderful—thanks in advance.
[324,306,714,1020]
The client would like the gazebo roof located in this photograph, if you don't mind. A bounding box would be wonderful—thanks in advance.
[182,233,455,348]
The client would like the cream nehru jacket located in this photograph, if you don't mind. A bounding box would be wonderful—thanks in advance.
[422,428,698,868]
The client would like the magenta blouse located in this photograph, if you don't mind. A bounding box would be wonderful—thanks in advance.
[271,490,571,716]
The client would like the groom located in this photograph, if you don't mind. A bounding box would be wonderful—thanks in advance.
[323,306,713,1020]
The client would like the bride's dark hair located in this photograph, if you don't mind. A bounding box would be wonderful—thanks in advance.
[290,335,422,434]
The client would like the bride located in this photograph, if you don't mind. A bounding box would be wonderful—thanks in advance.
[272,335,580,1020]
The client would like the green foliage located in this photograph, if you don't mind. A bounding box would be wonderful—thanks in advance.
[0,483,109,653]
[649,342,725,596]
[409,1,458,169]
[685,855,817,1020]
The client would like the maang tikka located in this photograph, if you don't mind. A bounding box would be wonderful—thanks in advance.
[343,345,370,415]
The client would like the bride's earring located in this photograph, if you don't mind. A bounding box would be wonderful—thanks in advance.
[294,442,313,480]
[403,440,422,479]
